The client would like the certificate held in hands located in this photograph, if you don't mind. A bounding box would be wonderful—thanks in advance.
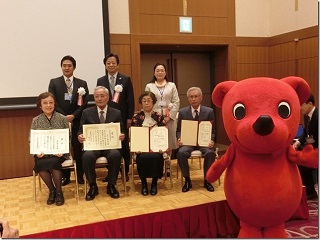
[130,126,168,152]
[83,122,122,151]
[181,120,212,147]
[30,128,69,154]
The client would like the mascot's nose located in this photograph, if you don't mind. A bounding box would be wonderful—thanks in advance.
[253,115,274,136]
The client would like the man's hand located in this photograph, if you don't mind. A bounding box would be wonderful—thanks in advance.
[119,133,125,141]
[78,134,85,143]
[0,219,19,238]
[66,114,75,122]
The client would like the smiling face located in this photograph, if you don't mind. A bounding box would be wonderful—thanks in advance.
[61,60,75,78]
[220,78,301,154]
[154,65,166,81]
[40,96,55,116]
[105,56,119,75]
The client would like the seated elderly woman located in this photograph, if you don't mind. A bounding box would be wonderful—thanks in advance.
[131,91,166,196]
[30,92,69,206]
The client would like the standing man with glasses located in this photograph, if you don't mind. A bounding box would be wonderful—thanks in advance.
[176,87,216,193]
[97,53,135,182]
[49,55,89,185]
[293,94,318,200]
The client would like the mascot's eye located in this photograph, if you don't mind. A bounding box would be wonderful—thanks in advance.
[278,102,291,119]
[233,103,246,120]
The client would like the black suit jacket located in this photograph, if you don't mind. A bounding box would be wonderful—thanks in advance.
[176,105,216,141]
[97,72,135,125]
[78,106,124,136]
[299,107,318,148]
[48,76,89,122]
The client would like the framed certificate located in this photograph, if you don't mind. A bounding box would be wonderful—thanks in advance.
[130,126,168,152]
[30,128,69,154]
[180,120,212,147]
[83,122,122,151]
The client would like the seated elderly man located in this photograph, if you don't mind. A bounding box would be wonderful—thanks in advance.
[78,86,125,200]
[176,87,216,193]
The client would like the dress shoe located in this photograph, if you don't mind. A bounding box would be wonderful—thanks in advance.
[150,183,158,196]
[141,183,148,196]
[107,184,119,199]
[204,180,214,192]
[55,192,65,206]
[102,174,109,182]
[61,178,71,186]
[77,177,84,184]
[182,180,192,192]
[47,190,56,205]
[85,185,99,201]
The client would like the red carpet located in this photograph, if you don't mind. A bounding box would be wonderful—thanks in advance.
[21,200,240,238]
[285,199,319,238]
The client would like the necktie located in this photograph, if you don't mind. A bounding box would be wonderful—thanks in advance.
[99,111,105,123]
[194,110,199,120]
[110,75,115,95]
[66,78,72,94]
[306,116,311,135]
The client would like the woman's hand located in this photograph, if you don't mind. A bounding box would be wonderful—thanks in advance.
[36,152,44,158]
[54,153,63,158]
[164,116,171,123]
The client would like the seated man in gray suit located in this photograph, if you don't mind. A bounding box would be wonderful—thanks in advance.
[78,86,125,200]
[176,87,216,193]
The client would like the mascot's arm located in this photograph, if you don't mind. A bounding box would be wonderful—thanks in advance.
[287,144,318,168]
[206,144,235,183]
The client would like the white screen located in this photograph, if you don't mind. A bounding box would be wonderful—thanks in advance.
[0,0,105,99]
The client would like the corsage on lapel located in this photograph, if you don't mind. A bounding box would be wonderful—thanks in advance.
[77,87,86,106]
[112,84,123,103]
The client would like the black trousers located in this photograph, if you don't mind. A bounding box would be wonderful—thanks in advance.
[298,165,317,196]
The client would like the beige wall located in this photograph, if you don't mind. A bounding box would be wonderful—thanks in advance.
[110,0,318,36]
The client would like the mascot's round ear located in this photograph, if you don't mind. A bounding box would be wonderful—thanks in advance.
[212,81,237,108]
[280,76,311,104]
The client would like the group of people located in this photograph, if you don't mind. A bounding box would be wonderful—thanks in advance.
[31,53,217,205]
[30,53,318,207]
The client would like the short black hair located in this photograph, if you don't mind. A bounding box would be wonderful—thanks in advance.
[306,94,315,105]
[60,55,76,68]
[138,91,157,105]
[103,53,119,65]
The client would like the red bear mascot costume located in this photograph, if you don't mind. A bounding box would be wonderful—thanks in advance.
[207,76,318,238]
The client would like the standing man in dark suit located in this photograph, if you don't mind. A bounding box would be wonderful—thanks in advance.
[78,86,125,200]
[176,87,216,193]
[48,55,89,185]
[293,94,318,200]
[97,53,135,182]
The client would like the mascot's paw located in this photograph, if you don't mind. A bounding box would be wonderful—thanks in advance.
[288,144,318,168]
[206,144,235,183]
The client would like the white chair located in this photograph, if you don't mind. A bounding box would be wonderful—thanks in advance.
[33,157,79,202]
[84,156,127,196]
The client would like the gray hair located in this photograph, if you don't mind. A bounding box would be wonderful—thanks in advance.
[187,87,202,97]
[94,86,109,95]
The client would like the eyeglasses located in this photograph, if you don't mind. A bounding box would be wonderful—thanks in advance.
[142,100,153,104]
